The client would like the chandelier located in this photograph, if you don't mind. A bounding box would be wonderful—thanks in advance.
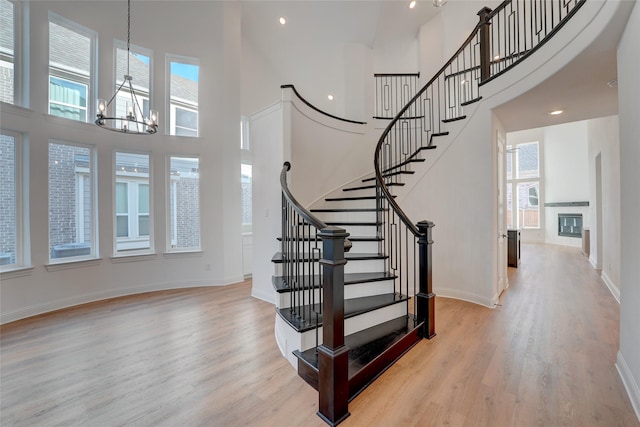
[95,0,158,134]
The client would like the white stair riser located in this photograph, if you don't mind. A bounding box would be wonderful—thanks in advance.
[276,301,409,367]
[313,210,379,223]
[279,239,380,254]
[276,279,396,309]
[323,198,378,210]
[274,258,386,276]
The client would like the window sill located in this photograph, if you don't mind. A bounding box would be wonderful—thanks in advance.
[163,250,203,259]
[45,258,102,272]
[1,266,35,279]
[111,253,157,264]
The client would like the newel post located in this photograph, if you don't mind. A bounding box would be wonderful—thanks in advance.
[478,6,493,83]
[416,220,436,339]
[317,226,350,426]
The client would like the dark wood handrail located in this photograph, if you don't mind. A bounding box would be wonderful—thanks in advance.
[373,21,485,237]
[374,73,420,77]
[280,162,327,230]
[281,84,367,125]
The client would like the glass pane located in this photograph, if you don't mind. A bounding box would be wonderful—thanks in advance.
[138,184,149,213]
[169,156,200,249]
[116,47,150,91]
[506,184,513,230]
[50,77,87,108]
[170,59,199,136]
[517,142,539,179]
[0,0,14,104]
[115,182,128,214]
[49,20,90,75]
[506,146,512,180]
[116,215,128,237]
[241,164,252,225]
[138,215,149,236]
[49,142,93,260]
[517,182,539,228]
[0,134,16,266]
[176,108,197,129]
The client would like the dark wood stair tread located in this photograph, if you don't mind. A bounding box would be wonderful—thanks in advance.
[294,316,424,397]
[277,293,409,332]
[272,271,397,293]
[442,115,466,123]
[343,182,405,192]
[271,252,387,263]
[361,170,415,183]
[461,96,482,106]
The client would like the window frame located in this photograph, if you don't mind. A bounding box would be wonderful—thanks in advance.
[166,154,201,253]
[47,11,97,123]
[113,151,153,256]
[48,139,98,264]
[506,141,543,230]
[0,129,29,272]
[166,54,199,137]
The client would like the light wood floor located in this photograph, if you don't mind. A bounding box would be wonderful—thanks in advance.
[1,244,638,426]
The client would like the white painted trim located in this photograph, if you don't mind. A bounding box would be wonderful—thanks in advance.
[601,270,620,304]
[616,351,640,423]
[589,255,598,269]
[249,100,281,121]
[0,278,241,324]
[436,288,497,309]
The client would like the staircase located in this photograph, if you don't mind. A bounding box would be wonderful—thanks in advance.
[272,0,587,424]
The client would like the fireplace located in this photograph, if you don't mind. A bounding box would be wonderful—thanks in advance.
[558,213,582,238]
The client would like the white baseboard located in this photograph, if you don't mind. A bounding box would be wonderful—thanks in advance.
[1,278,240,325]
[589,255,599,269]
[251,286,275,305]
[616,351,640,423]
[601,270,620,304]
[435,287,497,309]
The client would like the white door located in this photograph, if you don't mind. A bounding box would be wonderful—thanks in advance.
[497,133,508,296]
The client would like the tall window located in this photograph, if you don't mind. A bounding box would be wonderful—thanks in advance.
[168,57,199,137]
[0,131,25,270]
[241,163,252,230]
[168,156,200,250]
[114,152,151,254]
[48,14,96,122]
[114,43,152,132]
[0,0,15,104]
[49,141,96,261]
[506,142,540,229]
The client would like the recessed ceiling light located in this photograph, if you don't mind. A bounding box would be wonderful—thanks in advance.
[279,17,286,25]
[409,1,416,9]
[328,94,334,101]
[549,110,564,115]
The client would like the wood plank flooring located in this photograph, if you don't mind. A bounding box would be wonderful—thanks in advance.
[1,243,638,426]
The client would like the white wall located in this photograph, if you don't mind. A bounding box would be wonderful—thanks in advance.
[1,1,245,323]
[616,0,640,420]
[587,115,621,298]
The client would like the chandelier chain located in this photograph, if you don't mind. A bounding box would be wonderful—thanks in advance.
[127,0,131,75]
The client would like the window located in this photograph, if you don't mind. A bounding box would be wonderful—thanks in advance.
[48,14,96,122]
[168,156,200,250]
[168,57,199,136]
[0,131,27,270]
[49,141,96,261]
[506,142,541,229]
[114,152,151,253]
[114,43,152,132]
[0,0,15,104]
[241,163,252,229]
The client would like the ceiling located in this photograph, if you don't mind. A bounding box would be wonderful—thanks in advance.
[241,0,629,132]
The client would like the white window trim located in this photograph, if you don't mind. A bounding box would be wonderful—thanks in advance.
[0,129,30,272]
[48,140,99,264]
[169,104,198,137]
[48,11,97,122]
[165,54,199,137]
[48,75,89,120]
[166,155,201,253]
